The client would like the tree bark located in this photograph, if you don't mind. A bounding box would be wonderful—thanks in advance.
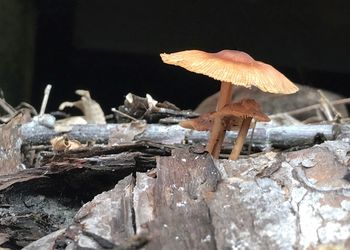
[23,141,350,250]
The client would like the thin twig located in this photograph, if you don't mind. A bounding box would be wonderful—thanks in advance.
[39,84,52,116]
[318,91,334,121]
[111,108,138,121]
[0,97,16,115]
[282,97,350,116]
[17,102,38,116]
[318,89,342,121]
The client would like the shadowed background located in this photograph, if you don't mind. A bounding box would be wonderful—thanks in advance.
[1,0,349,112]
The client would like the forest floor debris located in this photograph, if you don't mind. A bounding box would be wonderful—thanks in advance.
[0,88,350,249]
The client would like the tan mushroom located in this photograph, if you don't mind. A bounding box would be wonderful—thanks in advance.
[179,112,241,131]
[213,99,270,160]
[161,49,298,158]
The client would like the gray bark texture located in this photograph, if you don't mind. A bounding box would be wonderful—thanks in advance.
[23,140,350,250]
[20,121,350,151]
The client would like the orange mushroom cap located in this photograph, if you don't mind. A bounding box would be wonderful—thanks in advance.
[179,112,242,131]
[160,50,299,94]
[213,99,270,122]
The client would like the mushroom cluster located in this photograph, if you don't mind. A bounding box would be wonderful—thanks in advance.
[161,49,298,159]
[212,99,270,160]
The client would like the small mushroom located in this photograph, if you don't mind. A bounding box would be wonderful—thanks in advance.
[179,112,241,131]
[213,99,270,160]
[161,50,298,158]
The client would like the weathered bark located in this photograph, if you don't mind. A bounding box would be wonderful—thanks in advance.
[23,141,350,249]
[0,142,174,249]
[1,141,171,190]
[65,175,136,249]
[143,147,220,250]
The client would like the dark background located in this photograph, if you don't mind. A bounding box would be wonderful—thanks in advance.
[6,0,350,112]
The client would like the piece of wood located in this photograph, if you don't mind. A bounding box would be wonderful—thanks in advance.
[20,122,349,151]
[0,141,173,193]
[21,140,350,249]
[23,175,143,250]
[143,147,220,250]
[0,142,173,249]
[67,175,136,248]
[133,173,156,233]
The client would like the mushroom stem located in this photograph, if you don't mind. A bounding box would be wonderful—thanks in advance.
[211,125,227,158]
[206,81,233,158]
[229,117,252,160]
[216,81,233,110]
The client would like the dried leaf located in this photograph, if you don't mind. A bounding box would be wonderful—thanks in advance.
[50,136,83,152]
[59,89,106,124]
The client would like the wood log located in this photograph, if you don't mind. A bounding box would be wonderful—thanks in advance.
[20,122,349,151]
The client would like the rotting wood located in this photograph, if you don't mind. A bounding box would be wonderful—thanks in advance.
[133,172,156,232]
[20,141,350,249]
[142,147,220,250]
[23,175,147,250]
[20,122,349,151]
[0,141,173,192]
[0,167,135,249]
[64,175,136,249]
[0,142,174,249]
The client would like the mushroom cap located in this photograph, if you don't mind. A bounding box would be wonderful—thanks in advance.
[214,99,270,122]
[160,50,298,94]
[179,112,242,131]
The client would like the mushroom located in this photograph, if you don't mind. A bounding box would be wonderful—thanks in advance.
[161,49,298,158]
[179,112,241,131]
[213,99,270,160]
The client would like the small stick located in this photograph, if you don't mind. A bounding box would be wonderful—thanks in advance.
[318,90,342,120]
[284,97,350,116]
[319,96,333,121]
[111,108,138,121]
[18,102,38,116]
[39,84,52,116]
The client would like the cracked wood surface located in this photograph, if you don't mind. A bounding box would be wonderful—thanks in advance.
[24,141,350,250]
[142,148,220,250]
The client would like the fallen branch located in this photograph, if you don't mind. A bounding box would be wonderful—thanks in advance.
[20,122,349,151]
[283,97,350,116]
